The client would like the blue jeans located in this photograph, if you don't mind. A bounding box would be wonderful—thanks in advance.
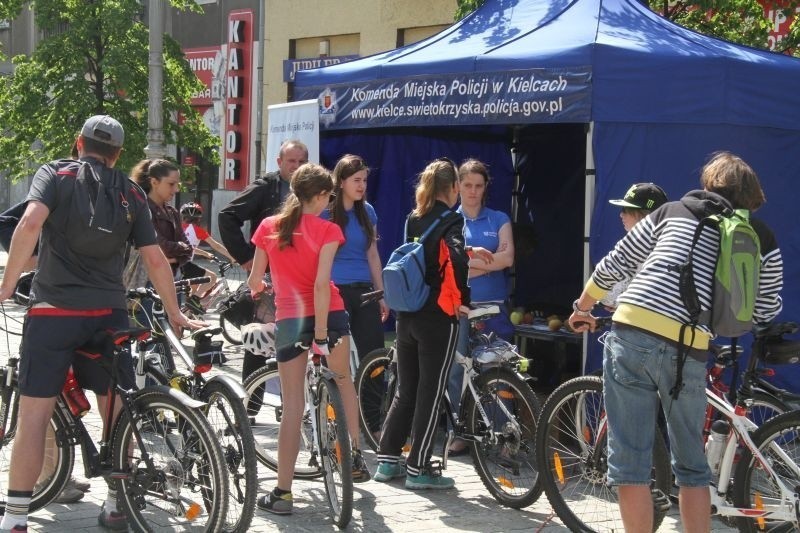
[603,325,710,487]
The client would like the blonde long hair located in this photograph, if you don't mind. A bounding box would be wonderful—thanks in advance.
[412,158,457,218]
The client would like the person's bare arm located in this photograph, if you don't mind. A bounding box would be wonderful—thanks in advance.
[139,244,205,331]
[204,236,236,264]
[469,222,514,275]
[314,242,338,340]
[0,202,48,301]
[366,232,389,321]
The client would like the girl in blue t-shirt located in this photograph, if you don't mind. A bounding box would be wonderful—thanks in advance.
[322,155,387,387]
[448,158,516,455]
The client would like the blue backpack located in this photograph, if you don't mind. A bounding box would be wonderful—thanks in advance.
[382,212,450,312]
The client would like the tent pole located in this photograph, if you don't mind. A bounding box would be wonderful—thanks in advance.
[510,126,520,300]
[583,121,596,374]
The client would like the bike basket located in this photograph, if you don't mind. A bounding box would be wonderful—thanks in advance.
[761,339,800,365]
[472,339,518,365]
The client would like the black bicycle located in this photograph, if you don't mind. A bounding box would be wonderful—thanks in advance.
[0,327,229,531]
[128,282,258,532]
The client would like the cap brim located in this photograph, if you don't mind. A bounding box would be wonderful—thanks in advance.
[609,199,641,208]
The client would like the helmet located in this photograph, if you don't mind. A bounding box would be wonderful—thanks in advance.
[241,322,276,358]
[180,202,203,220]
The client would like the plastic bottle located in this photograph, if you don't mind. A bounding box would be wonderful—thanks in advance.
[705,419,730,476]
[62,369,91,417]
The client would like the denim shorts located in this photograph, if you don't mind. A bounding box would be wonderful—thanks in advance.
[603,325,710,488]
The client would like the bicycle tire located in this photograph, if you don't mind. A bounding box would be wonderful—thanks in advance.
[463,366,543,508]
[0,372,74,515]
[744,391,789,427]
[241,362,323,479]
[112,389,229,533]
[536,376,671,532]
[354,347,396,452]
[220,314,243,346]
[200,380,257,533]
[733,409,800,532]
[316,378,353,528]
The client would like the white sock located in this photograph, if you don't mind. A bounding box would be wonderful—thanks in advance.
[104,489,118,513]
[0,491,30,529]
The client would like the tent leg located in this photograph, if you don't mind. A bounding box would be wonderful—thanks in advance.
[583,121,596,374]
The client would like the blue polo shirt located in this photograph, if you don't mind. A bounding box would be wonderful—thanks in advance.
[321,203,378,285]
[458,205,511,303]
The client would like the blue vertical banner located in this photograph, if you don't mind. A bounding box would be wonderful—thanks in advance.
[294,68,592,129]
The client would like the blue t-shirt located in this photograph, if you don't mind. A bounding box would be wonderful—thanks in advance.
[458,205,511,303]
[321,203,378,285]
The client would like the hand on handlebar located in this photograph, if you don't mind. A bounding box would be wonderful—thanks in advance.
[312,337,331,356]
[568,311,597,333]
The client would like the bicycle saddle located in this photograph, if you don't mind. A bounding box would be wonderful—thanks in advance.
[191,326,222,341]
[468,305,500,321]
[75,327,151,358]
[753,321,798,339]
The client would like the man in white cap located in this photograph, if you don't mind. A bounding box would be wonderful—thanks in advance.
[0,115,203,531]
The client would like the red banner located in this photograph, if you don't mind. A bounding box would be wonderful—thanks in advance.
[222,9,253,191]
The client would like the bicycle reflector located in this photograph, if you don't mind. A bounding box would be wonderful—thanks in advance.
[185,502,202,521]
[553,451,565,485]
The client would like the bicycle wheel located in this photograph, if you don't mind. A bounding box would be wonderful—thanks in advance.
[113,389,229,532]
[0,373,74,514]
[220,314,243,346]
[241,362,322,479]
[316,378,353,528]
[463,365,542,508]
[354,347,396,451]
[200,380,257,533]
[745,391,789,427]
[536,376,671,532]
[733,409,800,532]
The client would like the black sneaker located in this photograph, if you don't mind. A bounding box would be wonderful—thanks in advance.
[352,450,371,483]
[257,489,293,515]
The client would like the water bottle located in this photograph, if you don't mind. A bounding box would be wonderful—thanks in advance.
[705,419,730,476]
[62,369,91,417]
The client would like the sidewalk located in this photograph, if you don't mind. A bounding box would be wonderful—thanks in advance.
[0,252,737,532]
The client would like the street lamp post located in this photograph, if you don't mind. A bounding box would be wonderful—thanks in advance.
[144,0,166,159]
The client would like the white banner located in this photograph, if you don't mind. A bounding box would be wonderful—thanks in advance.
[265,99,320,172]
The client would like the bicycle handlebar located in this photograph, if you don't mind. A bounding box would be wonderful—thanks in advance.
[360,290,383,306]
[175,276,211,289]
[572,316,613,331]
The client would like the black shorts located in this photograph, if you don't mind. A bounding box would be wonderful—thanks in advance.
[181,261,206,280]
[274,310,350,363]
[19,308,134,397]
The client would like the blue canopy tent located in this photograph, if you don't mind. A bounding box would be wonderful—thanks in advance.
[294,0,800,388]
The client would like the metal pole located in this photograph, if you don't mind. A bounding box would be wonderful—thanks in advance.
[582,121,596,374]
[144,0,166,159]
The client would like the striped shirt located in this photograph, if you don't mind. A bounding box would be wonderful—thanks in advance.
[586,190,783,348]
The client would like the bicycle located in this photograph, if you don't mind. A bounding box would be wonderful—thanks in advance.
[128,283,258,532]
[0,327,230,531]
[178,258,245,346]
[536,320,800,532]
[241,337,354,527]
[353,298,543,508]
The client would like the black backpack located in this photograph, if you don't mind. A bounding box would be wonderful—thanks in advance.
[49,159,135,259]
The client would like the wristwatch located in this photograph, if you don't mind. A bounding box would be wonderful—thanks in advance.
[572,299,592,317]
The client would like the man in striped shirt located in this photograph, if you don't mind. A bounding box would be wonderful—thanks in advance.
[569,152,783,533]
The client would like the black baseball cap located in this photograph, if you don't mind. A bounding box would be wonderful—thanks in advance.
[609,183,668,211]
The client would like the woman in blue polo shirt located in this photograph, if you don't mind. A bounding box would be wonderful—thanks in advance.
[322,155,388,374]
[447,158,515,455]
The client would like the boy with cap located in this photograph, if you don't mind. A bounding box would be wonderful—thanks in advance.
[0,115,203,532]
[601,182,669,308]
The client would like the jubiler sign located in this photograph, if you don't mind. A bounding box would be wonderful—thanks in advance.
[295,68,592,129]
[223,10,253,189]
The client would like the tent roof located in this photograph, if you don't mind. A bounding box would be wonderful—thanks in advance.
[295,0,800,131]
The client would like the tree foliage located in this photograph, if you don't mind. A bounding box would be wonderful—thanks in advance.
[0,0,219,181]
[454,0,799,54]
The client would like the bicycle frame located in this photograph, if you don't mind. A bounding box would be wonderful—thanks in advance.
[706,388,800,521]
